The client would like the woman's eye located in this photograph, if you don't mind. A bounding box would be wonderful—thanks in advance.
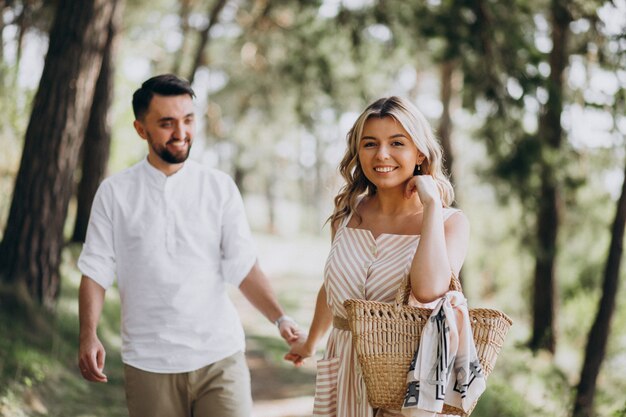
[392,141,404,146]
[362,142,376,148]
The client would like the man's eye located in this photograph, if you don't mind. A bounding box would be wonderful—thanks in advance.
[161,122,172,128]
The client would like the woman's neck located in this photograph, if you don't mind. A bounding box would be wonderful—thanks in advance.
[370,187,423,217]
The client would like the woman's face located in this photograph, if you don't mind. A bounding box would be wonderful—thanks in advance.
[358,116,423,191]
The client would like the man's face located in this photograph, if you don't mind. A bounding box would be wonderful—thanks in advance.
[134,94,195,165]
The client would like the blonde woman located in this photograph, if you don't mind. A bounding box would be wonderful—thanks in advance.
[285,96,469,417]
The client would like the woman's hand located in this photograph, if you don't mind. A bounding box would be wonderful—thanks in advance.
[284,335,315,367]
[404,174,441,207]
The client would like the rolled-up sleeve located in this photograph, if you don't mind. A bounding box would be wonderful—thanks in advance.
[77,181,116,289]
[220,178,257,286]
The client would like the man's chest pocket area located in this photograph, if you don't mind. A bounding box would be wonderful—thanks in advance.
[175,213,221,257]
[120,210,164,253]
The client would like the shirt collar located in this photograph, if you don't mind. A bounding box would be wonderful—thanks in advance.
[140,156,189,187]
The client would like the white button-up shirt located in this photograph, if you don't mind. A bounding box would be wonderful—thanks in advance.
[78,158,256,373]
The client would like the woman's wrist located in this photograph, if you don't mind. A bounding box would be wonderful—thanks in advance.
[303,337,317,355]
[422,200,442,214]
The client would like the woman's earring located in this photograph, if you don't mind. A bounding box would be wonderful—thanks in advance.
[413,164,422,176]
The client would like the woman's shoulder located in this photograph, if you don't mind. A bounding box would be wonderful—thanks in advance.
[442,206,463,222]
[442,207,470,237]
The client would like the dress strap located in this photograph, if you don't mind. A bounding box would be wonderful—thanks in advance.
[341,210,355,228]
[340,194,366,228]
[443,207,461,222]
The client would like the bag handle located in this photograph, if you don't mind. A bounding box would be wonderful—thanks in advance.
[394,272,463,307]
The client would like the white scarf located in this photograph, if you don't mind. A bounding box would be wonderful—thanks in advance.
[401,291,486,416]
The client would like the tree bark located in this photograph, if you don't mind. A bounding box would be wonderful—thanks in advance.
[13,0,30,75]
[0,3,5,66]
[438,59,456,187]
[0,0,115,309]
[72,0,124,243]
[264,171,277,234]
[572,155,626,417]
[528,0,571,353]
[188,0,228,84]
[171,0,193,76]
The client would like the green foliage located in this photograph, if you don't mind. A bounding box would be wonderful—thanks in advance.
[1,0,625,415]
[613,402,626,417]
[0,247,127,416]
[471,381,528,417]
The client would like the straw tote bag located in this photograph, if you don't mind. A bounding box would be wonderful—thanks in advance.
[343,275,512,415]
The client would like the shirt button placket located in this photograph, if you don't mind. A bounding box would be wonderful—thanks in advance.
[363,241,377,298]
[164,179,175,254]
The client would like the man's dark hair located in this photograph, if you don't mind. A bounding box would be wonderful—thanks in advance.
[132,74,195,120]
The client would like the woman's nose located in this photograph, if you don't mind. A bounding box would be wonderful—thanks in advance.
[375,145,390,159]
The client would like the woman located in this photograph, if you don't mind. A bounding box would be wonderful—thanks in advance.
[285,96,470,417]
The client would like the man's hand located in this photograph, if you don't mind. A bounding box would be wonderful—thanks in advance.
[278,318,300,345]
[78,334,108,383]
[79,276,108,383]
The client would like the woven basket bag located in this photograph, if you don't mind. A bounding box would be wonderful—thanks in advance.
[343,275,512,415]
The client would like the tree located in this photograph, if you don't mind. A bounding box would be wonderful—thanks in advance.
[572,154,626,417]
[0,0,117,309]
[528,0,572,353]
[72,0,124,243]
[188,0,228,84]
[171,0,194,76]
[438,60,458,188]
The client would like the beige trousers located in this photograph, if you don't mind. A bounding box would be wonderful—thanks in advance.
[123,351,252,417]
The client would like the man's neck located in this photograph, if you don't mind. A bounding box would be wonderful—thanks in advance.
[147,153,184,176]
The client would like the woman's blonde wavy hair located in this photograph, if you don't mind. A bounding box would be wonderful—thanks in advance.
[329,96,454,227]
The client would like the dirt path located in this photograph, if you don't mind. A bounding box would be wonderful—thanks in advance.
[242,232,330,417]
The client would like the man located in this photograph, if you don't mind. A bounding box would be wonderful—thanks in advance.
[78,74,298,417]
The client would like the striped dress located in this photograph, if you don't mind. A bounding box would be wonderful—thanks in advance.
[313,207,460,417]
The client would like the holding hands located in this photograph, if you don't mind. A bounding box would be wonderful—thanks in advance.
[277,316,301,345]
[284,334,314,367]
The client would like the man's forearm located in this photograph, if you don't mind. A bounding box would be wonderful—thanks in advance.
[79,275,106,340]
[239,262,284,323]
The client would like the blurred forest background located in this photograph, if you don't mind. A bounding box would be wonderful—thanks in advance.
[0,0,625,416]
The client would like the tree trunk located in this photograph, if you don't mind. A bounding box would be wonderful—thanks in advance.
[0,0,116,309]
[0,4,5,66]
[171,0,193,76]
[233,164,245,192]
[264,171,277,234]
[530,178,559,352]
[72,0,124,243]
[438,59,456,187]
[529,0,570,353]
[188,0,228,84]
[13,0,30,76]
[572,155,626,417]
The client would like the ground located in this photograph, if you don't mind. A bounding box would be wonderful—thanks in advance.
[0,232,329,417]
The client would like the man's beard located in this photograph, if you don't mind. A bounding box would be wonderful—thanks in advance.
[147,133,192,164]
